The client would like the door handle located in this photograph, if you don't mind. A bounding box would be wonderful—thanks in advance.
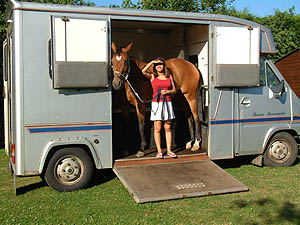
[240,96,251,107]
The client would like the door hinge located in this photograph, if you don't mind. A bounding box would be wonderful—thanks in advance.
[210,32,214,39]
[61,16,70,22]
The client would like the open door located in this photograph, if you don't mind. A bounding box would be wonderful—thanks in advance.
[51,17,109,89]
[214,26,260,87]
[3,39,9,155]
[3,36,13,156]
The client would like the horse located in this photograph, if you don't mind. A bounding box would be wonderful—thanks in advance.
[111,42,203,157]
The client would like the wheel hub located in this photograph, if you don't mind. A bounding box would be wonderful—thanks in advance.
[269,141,290,161]
[56,157,82,183]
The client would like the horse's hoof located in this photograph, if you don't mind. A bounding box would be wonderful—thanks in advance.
[191,139,201,151]
[186,141,193,149]
[191,145,200,151]
[136,151,145,158]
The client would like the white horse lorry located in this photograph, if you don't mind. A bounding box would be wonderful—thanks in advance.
[3,0,300,202]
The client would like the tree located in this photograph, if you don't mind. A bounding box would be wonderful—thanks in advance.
[225,6,260,21]
[0,1,6,44]
[19,0,95,6]
[122,0,199,12]
[122,0,234,13]
[258,7,300,61]
[200,0,234,13]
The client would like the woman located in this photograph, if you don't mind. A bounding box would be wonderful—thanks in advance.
[142,58,177,159]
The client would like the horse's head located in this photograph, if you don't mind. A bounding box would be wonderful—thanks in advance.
[111,42,133,90]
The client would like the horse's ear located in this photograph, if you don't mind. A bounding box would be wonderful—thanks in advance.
[122,42,133,53]
[112,42,117,53]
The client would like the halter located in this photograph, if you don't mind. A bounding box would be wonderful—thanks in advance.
[112,56,131,81]
[112,56,149,103]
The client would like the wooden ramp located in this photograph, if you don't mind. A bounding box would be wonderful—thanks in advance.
[113,154,248,203]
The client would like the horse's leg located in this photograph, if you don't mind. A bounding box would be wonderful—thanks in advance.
[119,98,130,157]
[186,115,194,149]
[172,92,195,149]
[135,102,147,158]
[184,94,202,151]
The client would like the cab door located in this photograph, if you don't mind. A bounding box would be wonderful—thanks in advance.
[237,59,291,155]
[209,25,260,159]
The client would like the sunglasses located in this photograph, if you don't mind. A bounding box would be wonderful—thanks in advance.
[154,62,164,66]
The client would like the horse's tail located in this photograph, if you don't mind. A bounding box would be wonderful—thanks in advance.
[196,69,205,124]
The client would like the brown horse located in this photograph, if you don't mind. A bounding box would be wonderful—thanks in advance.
[111,42,203,157]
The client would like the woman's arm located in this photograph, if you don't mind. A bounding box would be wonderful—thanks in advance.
[142,60,156,81]
[161,75,176,96]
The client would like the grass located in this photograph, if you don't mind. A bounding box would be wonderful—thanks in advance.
[0,149,300,225]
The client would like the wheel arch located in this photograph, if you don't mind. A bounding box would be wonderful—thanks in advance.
[263,127,299,152]
[39,139,102,174]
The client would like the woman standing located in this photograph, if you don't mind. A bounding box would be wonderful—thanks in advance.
[142,58,177,159]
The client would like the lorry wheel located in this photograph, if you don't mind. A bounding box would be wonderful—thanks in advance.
[263,132,298,167]
[45,147,93,192]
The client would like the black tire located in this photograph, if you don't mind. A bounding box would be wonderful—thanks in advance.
[263,132,299,167]
[44,147,93,192]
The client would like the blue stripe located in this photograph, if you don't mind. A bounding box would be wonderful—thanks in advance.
[28,124,112,134]
[211,116,291,126]
[294,116,300,121]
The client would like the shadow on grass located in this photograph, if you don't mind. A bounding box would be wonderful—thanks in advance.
[16,180,47,195]
[231,198,300,224]
[213,155,255,169]
[279,201,300,224]
[214,154,300,169]
[16,168,116,195]
[88,168,116,189]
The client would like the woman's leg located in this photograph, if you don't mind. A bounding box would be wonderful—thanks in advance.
[164,120,173,154]
[154,120,162,153]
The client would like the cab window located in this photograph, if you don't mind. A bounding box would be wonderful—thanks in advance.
[266,64,281,93]
[259,57,266,86]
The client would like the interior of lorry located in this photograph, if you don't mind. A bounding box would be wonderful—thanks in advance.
[111,20,209,159]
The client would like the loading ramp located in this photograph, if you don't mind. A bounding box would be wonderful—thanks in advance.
[113,154,248,203]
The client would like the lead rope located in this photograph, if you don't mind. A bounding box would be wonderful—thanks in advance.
[113,57,171,119]
[125,73,171,119]
[152,88,171,120]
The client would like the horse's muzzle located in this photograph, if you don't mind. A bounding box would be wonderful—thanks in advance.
[112,78,123,90]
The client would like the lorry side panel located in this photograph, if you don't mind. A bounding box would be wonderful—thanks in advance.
[18,11,112,175]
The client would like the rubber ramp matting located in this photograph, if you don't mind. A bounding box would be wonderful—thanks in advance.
[113,156,248,203]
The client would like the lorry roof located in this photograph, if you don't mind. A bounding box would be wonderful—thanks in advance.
[6,0,276,53]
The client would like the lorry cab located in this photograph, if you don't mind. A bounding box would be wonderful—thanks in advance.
[209,54,300,166]
[208,26,299,167]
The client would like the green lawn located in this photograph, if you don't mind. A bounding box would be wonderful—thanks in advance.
[0,149,300,224]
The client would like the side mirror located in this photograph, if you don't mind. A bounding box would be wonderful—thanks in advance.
[274,80,285,99]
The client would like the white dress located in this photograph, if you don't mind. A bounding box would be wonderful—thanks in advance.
[150,101,175,121]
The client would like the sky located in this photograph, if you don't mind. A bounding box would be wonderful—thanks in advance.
[91,0,300,17]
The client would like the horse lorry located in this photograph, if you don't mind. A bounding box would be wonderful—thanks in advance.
[3,0,300,202]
